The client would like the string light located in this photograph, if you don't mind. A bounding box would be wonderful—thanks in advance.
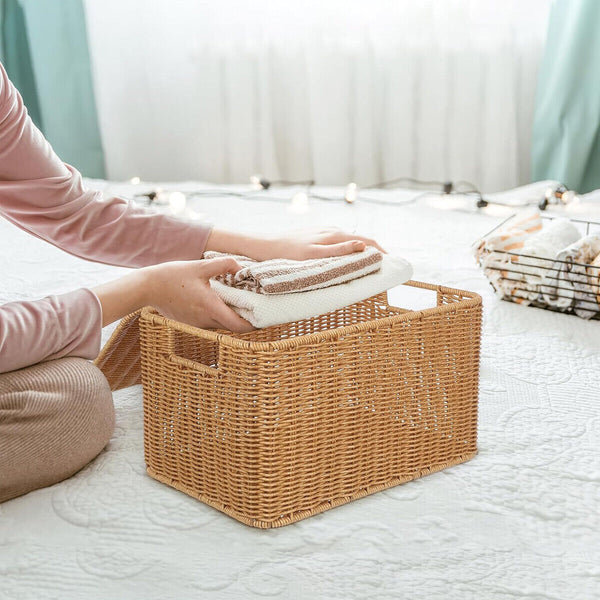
[344,182,358,204]
[564,189,578,204]
[288,191,310,214]
[539,184,580,210]
[560,190,579,205]
[250,174,271,190]
[129,175,580,213]
[168,191,187,214]
[129,176,141,185]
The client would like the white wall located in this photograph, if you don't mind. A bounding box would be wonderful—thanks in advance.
[85,0,550,191]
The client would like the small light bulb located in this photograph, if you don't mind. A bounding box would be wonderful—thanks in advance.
[561,190,579,205]
[250,174,271,190]
[129,176,141,185]
[168,191,187,214]
[544,186,555,201]
[288,191,310,214]
[153,187,168,204]
[344,182,358,204]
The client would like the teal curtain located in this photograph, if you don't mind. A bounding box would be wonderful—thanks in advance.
[532,0,600,194]
[0,0,105,178]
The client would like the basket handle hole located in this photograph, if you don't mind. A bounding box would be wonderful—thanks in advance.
[388,285,437,311]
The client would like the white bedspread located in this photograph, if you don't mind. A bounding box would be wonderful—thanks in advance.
[1,183,599,600]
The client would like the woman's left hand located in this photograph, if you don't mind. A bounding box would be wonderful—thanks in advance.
[205,227,386,261]
[256,228,386,260]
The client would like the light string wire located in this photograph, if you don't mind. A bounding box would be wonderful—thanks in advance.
[129,175,576,211]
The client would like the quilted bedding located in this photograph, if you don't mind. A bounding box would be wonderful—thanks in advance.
[1,181,599,600]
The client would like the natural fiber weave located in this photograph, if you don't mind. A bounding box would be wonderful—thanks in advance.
[133,281,482,528]
[94,309,143,391]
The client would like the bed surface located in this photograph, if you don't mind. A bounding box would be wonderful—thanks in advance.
[1,183,599,599]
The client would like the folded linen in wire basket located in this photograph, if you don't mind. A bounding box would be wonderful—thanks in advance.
[475,212,580,304]
[516,218,581,298]
[204,245,382,294]
[474,210,543,303]
[208,253,413,328]
[542,235,600,318]
[474,210,544,260]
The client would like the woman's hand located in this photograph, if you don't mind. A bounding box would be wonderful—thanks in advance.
[92,258,254,332]
[205,227,385,261]
[143,258,254,331]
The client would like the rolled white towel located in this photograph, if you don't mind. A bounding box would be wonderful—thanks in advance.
[542,235,600,318]
[591,253,600,307]
[540,259,574,310]
[516,218,581,301]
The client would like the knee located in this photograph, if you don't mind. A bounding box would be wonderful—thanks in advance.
[0,358,115,503]
[60,358,115,453]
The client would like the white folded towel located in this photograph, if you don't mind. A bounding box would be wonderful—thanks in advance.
[210,254,413,328]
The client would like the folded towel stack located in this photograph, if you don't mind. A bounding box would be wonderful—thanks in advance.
[206,249,413,328]
[204,245,383,294]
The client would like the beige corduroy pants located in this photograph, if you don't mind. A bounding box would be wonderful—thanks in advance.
[0,357,115,503]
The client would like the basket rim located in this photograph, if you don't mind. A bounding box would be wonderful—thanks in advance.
[140,279,482,352]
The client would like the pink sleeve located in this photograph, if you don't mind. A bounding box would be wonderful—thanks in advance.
[0,62,214,370]
[0,61,213,268]
[0,289,102,374]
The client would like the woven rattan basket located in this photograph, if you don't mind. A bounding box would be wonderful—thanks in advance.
[109,281,481,528]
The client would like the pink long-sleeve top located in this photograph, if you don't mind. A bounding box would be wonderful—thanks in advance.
[0,62,213,373]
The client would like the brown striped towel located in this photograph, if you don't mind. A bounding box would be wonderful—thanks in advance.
[204,246,383,294]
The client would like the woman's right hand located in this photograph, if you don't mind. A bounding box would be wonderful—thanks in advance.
[93,257,254,332]
[142,257,253,331]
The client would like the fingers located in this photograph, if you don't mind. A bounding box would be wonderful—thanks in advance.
[197,259,254,331]
[203,315,253,333]
[308,240,366,258]
[314,231,387,254]
[199,257,242,278]
[205,291,255,333]
[353,236,387,254]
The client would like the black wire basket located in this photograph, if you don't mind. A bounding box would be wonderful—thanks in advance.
[476,215,600,320]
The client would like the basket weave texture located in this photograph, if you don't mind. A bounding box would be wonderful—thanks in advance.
[95,309,142,391]
[136,280,481,528]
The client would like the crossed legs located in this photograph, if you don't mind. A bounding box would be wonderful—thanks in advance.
[0,357,114,503]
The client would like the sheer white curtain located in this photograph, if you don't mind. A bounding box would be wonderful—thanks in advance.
[85,0,550,191]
